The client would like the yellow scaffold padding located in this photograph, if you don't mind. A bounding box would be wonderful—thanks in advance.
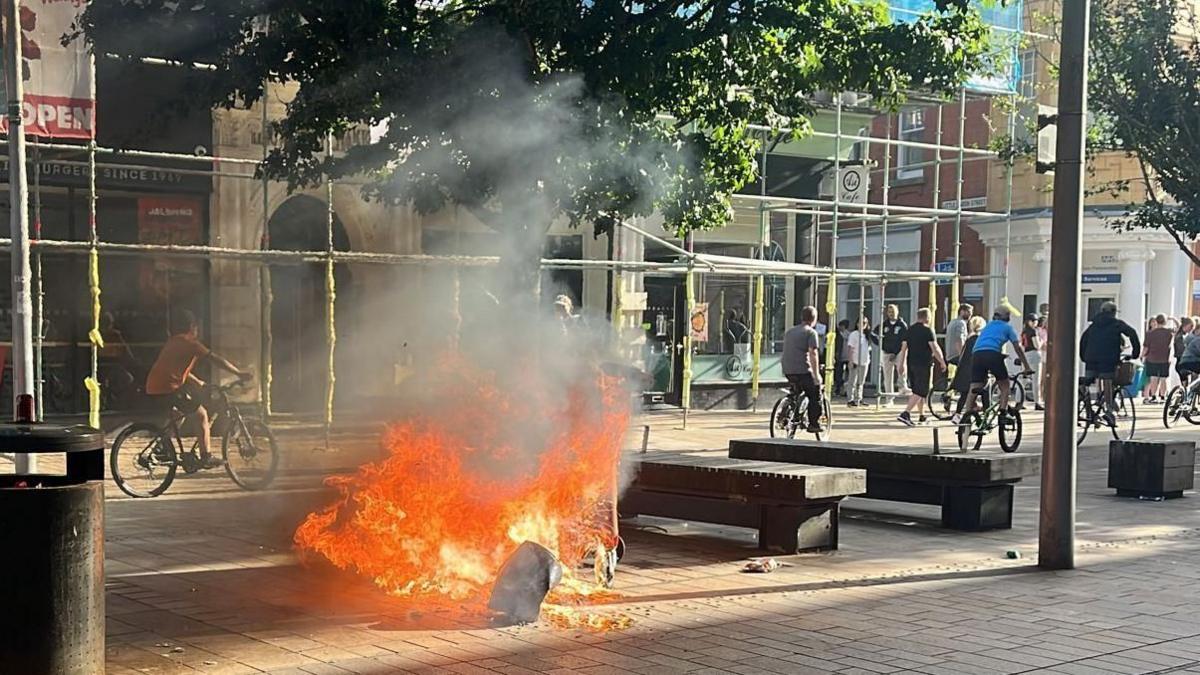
[823,274,837,402]
[87,248,105,350]
[84,377,100,429]
[998,296,1020,318]
[87,247,103,429]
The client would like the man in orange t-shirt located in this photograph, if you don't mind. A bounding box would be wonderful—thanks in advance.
[146,310,250,468]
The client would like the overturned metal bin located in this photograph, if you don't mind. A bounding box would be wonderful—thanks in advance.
[0,424,105,674]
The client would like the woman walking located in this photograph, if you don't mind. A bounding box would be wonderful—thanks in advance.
[845,316,875,407]
[1142,314,1173,404]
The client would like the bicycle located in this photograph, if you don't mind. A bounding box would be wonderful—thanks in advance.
[769,384,832,441]
[926,364,960,421]
[928,366,1025,421]
[1163,376,1200,428]
[956,381,1024,453]
[110,380,279,497]
[1077,374,1136,444]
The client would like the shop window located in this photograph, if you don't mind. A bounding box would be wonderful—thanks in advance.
[842,283,876,329]
[884,282,915,324]
[1015,49,1040,146]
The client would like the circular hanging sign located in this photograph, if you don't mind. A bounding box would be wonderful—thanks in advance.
[841,168,862,193]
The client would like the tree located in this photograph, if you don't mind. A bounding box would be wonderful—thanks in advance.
[1089,0,1200,266]
[79,0,994,252]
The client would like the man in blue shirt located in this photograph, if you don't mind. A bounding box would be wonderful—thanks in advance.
[955,304,1035,423]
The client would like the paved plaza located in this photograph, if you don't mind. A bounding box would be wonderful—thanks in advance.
[56,406,1200,673]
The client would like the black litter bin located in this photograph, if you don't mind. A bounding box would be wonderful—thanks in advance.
[0,423,105,674]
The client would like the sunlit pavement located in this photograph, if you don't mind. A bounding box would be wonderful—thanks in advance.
[82,407,1200,673]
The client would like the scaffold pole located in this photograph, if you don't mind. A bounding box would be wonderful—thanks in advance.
[324,134,337,450]
[6,0,35,456]
[751,130,769,408]
[951,88,967,316]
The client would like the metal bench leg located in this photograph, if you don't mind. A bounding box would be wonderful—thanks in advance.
[941,484,1014,530]
[758,503,839,553]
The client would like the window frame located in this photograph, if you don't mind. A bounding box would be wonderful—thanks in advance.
[896,108,925,181]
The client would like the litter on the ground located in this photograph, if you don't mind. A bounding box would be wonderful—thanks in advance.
[743,557,782,573]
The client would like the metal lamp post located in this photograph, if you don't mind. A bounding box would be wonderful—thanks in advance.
[1039,0,1091,571]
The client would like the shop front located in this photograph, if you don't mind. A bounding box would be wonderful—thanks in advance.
[973,208,1193,336]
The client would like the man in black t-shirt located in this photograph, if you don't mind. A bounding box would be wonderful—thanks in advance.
[897,307,947,426]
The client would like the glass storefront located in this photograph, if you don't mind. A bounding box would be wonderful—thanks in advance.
[0,187,211,417]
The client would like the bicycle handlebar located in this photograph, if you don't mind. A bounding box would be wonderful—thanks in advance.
[216,378,251,394]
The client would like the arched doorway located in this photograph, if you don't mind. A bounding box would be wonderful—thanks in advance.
[267,195,352,413]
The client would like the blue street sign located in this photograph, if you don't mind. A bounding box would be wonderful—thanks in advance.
[934,260,955,286]
[1082,273,1121,284]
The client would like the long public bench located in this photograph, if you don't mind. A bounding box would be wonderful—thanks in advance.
[619,452,866,553]
[728,439,1041,531]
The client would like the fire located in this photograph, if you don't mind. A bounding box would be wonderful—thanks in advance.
[294,356,632,629]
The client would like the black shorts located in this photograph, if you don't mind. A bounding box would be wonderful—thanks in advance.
[149,382,204,415]
[907,360,933,398]
[1145,362,1170,378]
[971,350,1008,384]
[1084,363,1117,380]
[1179,362,1200,380]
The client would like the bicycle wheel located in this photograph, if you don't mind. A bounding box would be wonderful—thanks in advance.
[110,422,177,498]
[814,398,832,441]
[1180,393,1200,425]
[927,388,959,421]
[989,379,1024,409]
[1164,387,1187,428]
[769,396,793,438]
[1011,380,1026,409]
[1076,396,1092,444]
[1112,391,1136,440]
[999,410,1023,453]
[957,412,983,452]
[223,418,280,491]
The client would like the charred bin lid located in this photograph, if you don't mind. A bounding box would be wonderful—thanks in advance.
[0,423,106,482]
[0,423,104,452]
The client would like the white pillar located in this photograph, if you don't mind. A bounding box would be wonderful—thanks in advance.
[1119,248,1154,335]
[1148,248,1178,319]
[1006,249,1025,307]
[1033,245,1051,311]
[987,245,1005,313]
[1174,248,1194,319]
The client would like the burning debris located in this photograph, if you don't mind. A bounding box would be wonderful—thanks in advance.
[293,356,632,629]
[488,542,563,625]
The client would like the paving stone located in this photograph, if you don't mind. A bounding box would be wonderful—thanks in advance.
[90,413,1200,675]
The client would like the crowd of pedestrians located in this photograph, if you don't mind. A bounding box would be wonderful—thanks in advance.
[818,300,1200,428]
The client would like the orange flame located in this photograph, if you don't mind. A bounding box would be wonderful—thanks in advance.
[294,357,632,629]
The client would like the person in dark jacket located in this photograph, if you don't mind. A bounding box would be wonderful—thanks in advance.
[834,319,850,396]
[1079,301,1141,418]
[876,304,908,403]
[1175,317,1194,363]
[951,316,987,414]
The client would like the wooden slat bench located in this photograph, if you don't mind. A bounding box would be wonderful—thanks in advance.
[619,452,866,553]
[728,439,1041,531]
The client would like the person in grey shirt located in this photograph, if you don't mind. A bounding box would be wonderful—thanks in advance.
[945,303,973,362]
[782,305,824,432]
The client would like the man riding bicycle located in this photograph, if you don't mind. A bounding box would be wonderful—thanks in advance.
[1079,301,1140,425]
[956,302,1035,423]
[782,305,823,434]
[145,310,251,469]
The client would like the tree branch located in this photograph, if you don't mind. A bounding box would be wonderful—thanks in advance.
[1161,220,1200,268]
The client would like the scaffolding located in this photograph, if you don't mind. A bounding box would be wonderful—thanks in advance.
[0,0,1028,437]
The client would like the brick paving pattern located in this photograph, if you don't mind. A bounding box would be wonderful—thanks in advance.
[27,408,1200,673]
